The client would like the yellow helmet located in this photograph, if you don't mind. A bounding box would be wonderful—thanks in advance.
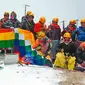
[39,17,46,24]
[63,32,71,38]
[69,20,76,24]
[4,12,9,16]
[27,11,32,15]
[29,13,34,18]
[52,17,59,23]
[37,31,46,38]
[80,18,85,23]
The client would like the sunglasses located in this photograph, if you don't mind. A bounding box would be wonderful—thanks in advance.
[64,38,70,41]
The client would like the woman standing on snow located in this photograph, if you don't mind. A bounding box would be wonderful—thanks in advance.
[9,11,21,28]
[54,32,76,70]
[21,11,35,33]
[47,17,61,63]
[0,12,13,28]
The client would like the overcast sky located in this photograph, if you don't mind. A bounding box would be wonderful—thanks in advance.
[0,0,85,26]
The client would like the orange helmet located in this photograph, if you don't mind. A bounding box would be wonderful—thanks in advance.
[63,32,71,38]
[27,11,32,15]
[80,42,85,48]
[4,12,9,16]
[69,20,76,24]
[52,17,59,23]
[39,17,46,24]
[80,18,85,23]
[29,13,34,18]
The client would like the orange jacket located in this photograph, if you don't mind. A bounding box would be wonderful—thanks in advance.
[32,39,40,49]
[32,38,51,54]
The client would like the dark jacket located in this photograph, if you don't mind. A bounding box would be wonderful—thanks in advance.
[60,41,76,56]
[47,23,61,40]
[76,47,85,64]
[0,18,13,28]
[10,19,21,28]
[21,16,35,33]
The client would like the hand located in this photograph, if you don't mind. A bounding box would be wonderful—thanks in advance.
[10,27,14,29]
[36,46,41,50]
[81,62,85,67]
[47,51,50,55]
[61,48,64,52]
[65,60,68,65]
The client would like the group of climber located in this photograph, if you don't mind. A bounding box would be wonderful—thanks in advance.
[32,17,85,71]
[0,11,34,31]
[0,11,20,28]
[1,11,85,71]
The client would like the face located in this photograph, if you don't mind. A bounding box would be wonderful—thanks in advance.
[81,22,85,28]
[11,14,15,19]
[68,24,74,31]
[4,15,9,20]
[28,16,34,22]
[64,37,70,41]
[52,21,57,24]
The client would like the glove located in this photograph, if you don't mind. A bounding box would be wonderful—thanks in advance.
[10,27,14,29]
[65,60,68,65]
[36,46,41,50]
[81,62,85,67]
[48,50,51,54]
[10,27,14,31]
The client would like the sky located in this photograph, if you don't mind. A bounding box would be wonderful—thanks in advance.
[0,0,85,26]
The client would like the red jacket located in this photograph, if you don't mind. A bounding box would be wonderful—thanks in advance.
[51,23,60,29]
[48,23,60,30]
[34,22,43,33]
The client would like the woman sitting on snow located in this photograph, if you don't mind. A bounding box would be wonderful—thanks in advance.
[32,31,52,60]
[32,31,53,67]
[53,32,77,70]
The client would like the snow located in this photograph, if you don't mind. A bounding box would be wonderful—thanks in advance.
[82,78,85,84]
[0,64,65,85]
